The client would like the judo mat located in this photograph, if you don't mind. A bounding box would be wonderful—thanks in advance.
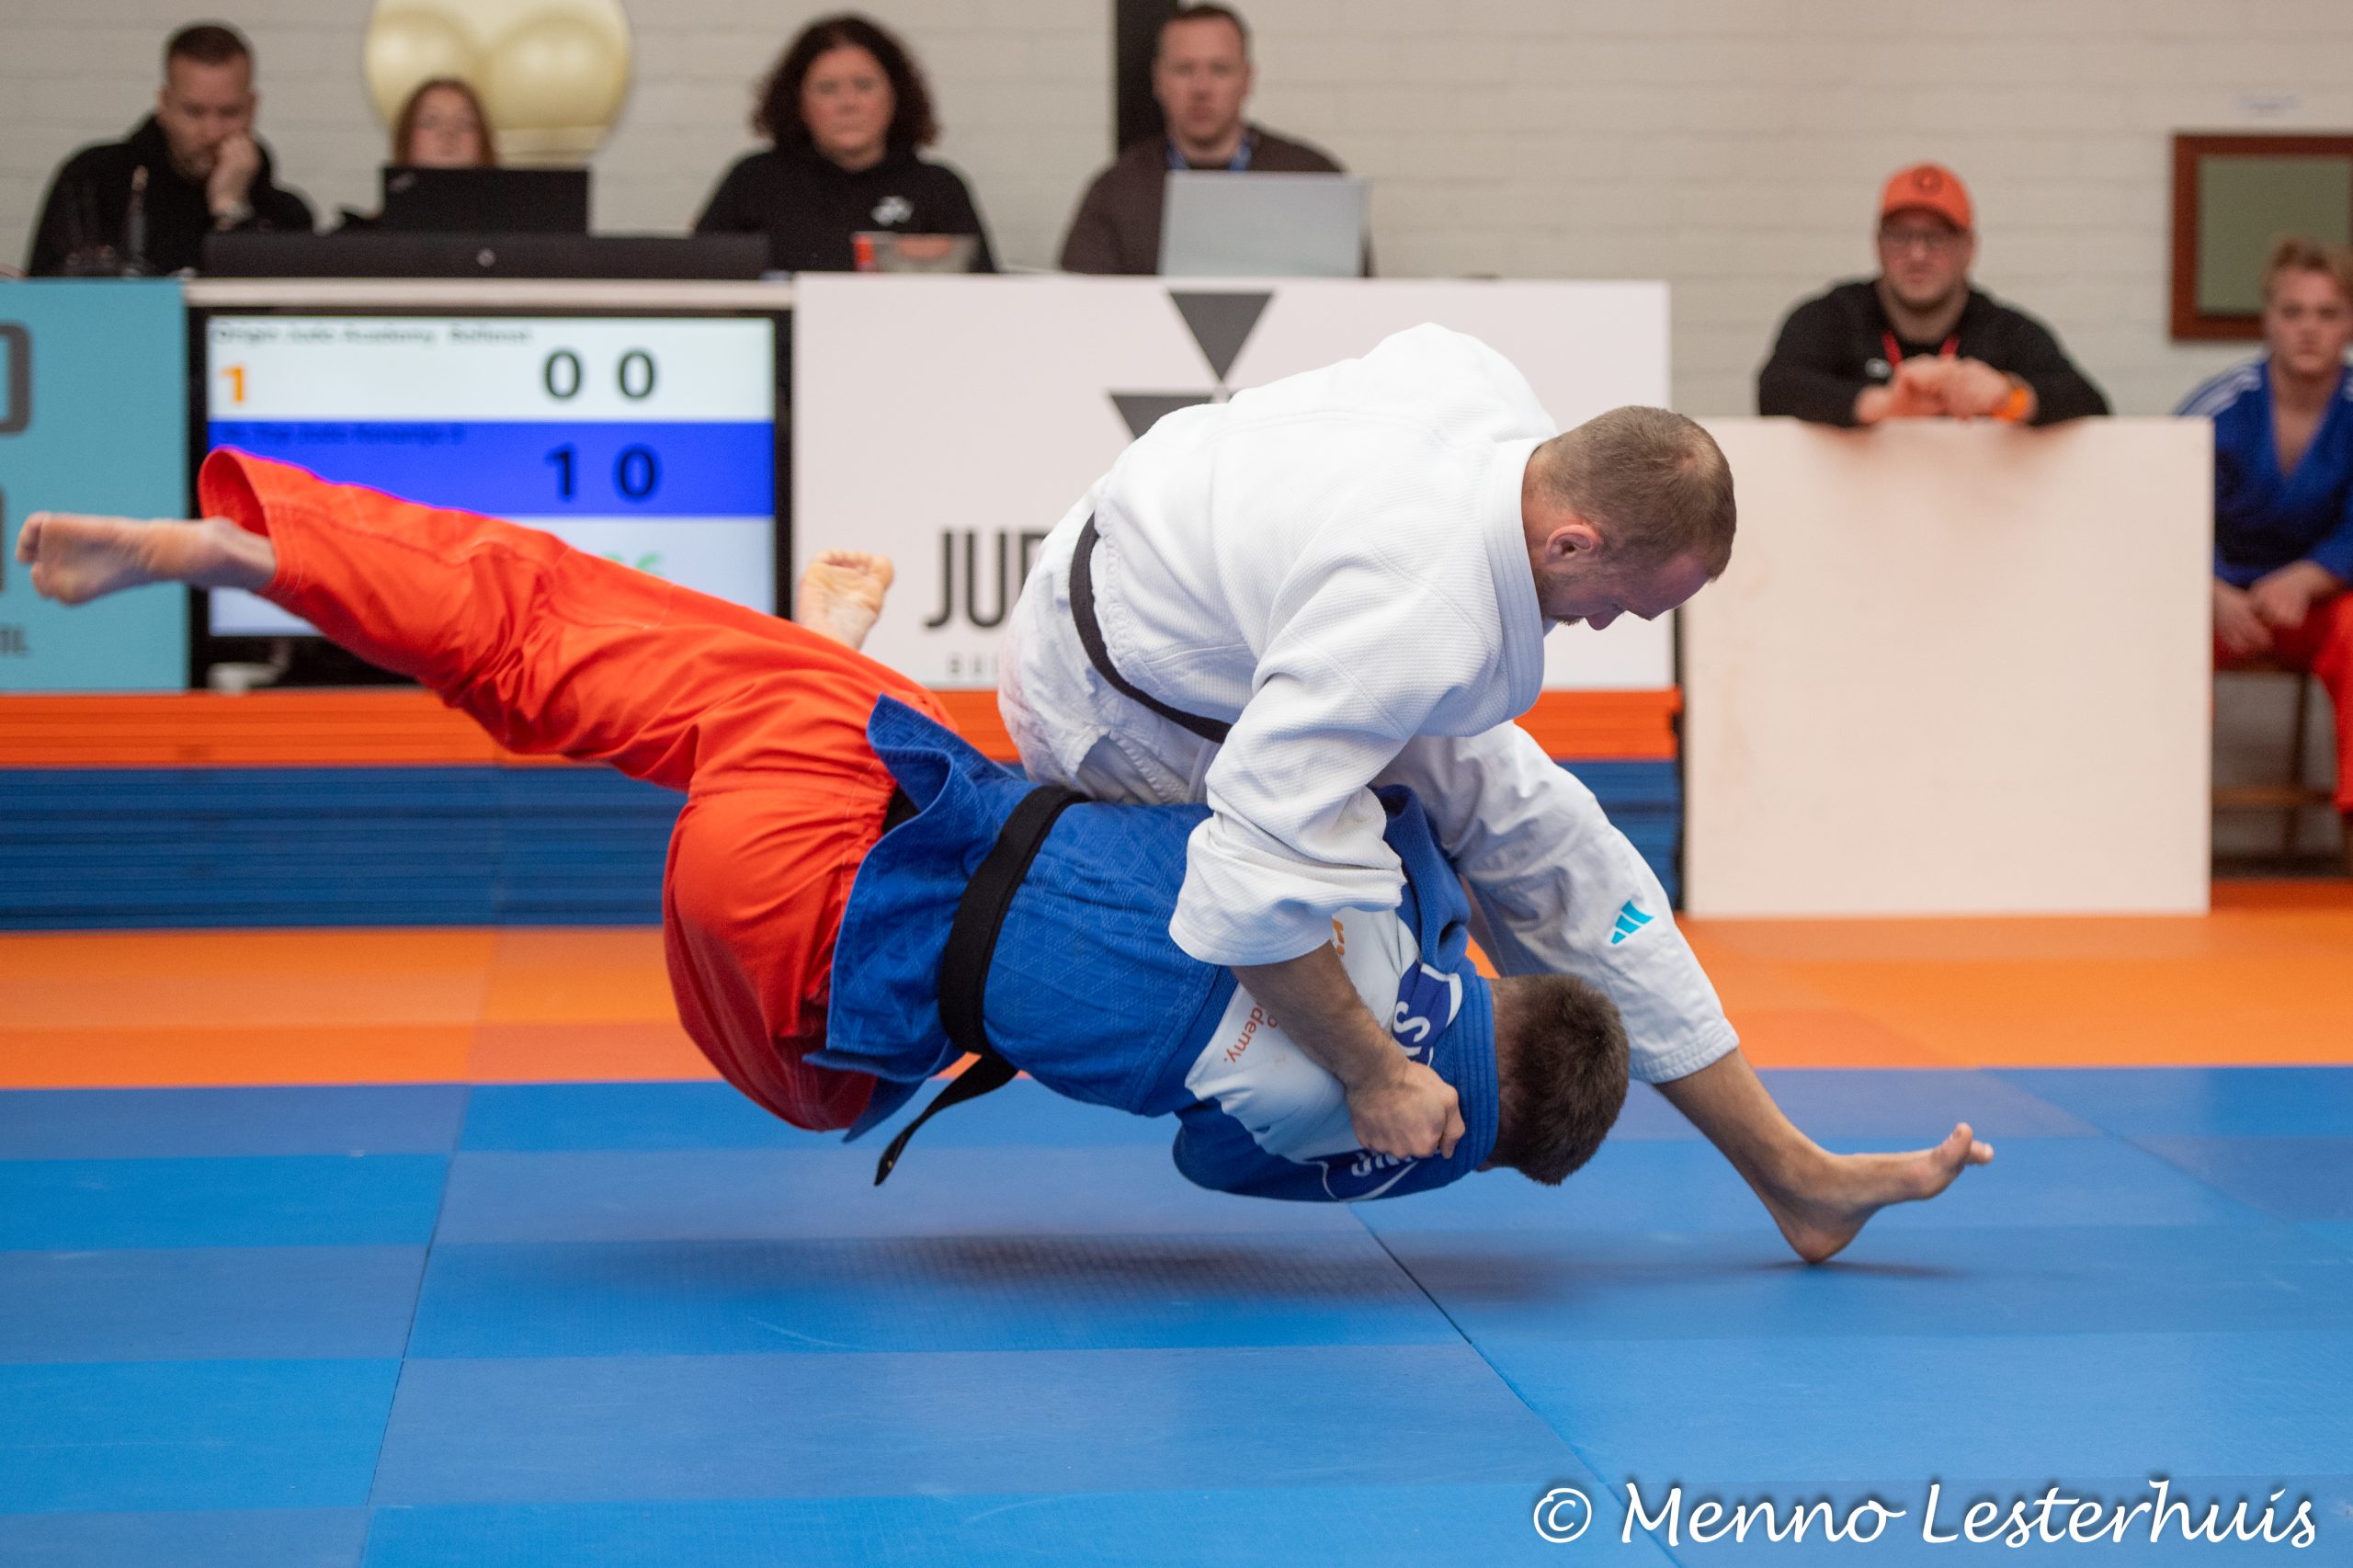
[3,888,2349,1566]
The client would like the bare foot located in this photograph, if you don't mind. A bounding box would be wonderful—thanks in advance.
[1760,1123,1995,1264]
[16,512,267,604]
[795,549,893,651]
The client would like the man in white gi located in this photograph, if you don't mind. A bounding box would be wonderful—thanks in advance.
[1001,324,1992,1263]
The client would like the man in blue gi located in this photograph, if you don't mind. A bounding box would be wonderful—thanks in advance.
[822,695,1627,1199]
[2179,236,2353,864]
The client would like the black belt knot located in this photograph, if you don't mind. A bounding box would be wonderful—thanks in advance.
[871,783,1086,1184]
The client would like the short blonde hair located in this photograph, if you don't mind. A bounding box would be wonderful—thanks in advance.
[1537,406,1737,577]
[2260,234,2353,308]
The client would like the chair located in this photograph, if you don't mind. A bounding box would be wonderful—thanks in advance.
[2212,660,2334,856]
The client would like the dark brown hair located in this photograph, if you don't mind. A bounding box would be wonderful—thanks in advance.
[1162,4,1252,58]
[1539,406,1737,577]
[165,22,251,72]
[2261,234,2353,308]
[392,78,498,167]
[1489,972,1630,1187]
[753,13,938,152]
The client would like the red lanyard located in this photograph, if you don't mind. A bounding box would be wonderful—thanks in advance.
[1883,330,1959,368]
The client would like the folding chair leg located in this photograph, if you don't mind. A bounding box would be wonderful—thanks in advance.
[2285,673,2314,858]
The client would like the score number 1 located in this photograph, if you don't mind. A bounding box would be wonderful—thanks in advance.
[542,347,661,505]
[546,443,659,503]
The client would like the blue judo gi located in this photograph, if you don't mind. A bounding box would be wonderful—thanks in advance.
[2178,358,2353,585]
[813,698,1500,1202]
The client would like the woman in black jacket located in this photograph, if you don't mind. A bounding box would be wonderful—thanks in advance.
[695,14,995,274]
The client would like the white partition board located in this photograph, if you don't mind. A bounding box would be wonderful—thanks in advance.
[1683,418,2212,917]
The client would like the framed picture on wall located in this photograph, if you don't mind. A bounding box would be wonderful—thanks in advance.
[2171,132,2353,340]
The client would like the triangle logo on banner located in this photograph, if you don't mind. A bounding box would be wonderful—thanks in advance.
[1169,290,1272,381]
[1106,290,1274,439]
[1111,392,1215,439]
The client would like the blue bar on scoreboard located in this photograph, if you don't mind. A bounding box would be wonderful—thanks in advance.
[205,421,775,517]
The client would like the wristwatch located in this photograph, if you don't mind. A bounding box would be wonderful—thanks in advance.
[1992,377,2033,424]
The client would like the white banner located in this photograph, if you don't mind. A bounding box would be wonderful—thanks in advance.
[792,276,1674,689]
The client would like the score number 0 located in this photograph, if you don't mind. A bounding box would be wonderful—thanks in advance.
[543,347,661,504]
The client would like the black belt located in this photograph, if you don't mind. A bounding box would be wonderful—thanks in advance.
[871,783,1086,1185]
[1069,516,1233,744]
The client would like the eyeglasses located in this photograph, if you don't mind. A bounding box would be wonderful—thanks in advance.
[1878,226,1965,255]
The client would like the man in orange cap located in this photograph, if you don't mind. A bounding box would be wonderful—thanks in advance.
[1757,162,2108,426]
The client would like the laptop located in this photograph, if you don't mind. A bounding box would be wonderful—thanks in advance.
[377,167,590,234]
[1157,171,1368,277]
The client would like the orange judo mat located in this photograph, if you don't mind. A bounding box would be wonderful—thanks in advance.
[4,884,2349,1090]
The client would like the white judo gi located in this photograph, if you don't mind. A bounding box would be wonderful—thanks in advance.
[999,324,1736,1084]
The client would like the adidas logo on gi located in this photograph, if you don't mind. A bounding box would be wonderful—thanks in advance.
[1610,899,1654,945]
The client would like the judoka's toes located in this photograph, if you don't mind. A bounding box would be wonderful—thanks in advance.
[812,550,894,593]
[1762,1126,1994,1266]
[17,513,176,605]
[796,551,896,651]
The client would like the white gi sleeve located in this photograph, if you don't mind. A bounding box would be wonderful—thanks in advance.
[1379,722,1740,1085]
[1165,557,1492,970]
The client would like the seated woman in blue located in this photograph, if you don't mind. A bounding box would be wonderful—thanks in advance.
[2178,237,2353,858]
[695,14,995,274]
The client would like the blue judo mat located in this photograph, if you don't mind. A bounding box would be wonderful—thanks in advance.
[2,1068,2348,1566]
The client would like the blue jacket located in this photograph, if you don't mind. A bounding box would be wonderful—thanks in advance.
[2177,358,2353,586]
[815,697,1498,1200]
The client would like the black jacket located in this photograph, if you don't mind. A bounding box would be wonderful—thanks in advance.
[693,145,995,274]
[25,116,314,276]
[1756,278,2109,426]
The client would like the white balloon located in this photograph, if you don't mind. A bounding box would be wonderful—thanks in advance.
[483,12,629,131]
[363,8,482,124]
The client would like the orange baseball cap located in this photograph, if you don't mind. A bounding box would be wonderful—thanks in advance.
[1879,162,1972,230]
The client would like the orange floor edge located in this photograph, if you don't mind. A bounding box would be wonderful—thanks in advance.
[1,881,2347,1089]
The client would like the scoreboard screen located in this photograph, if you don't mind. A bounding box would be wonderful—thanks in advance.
[201,314,777,636]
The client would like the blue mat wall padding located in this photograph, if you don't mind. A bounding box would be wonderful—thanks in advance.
[1562,759,1682,905]
[0,767,682,930]
[0,757,1678,929]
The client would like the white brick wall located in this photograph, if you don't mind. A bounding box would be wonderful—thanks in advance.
[1245,0,2353,416]
[3,0,2342,854]
[0,1,1108,295]
[4,0,2352,415]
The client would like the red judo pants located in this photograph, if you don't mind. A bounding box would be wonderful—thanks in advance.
[2214,589,2353,814]
[199,450,947,1131]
